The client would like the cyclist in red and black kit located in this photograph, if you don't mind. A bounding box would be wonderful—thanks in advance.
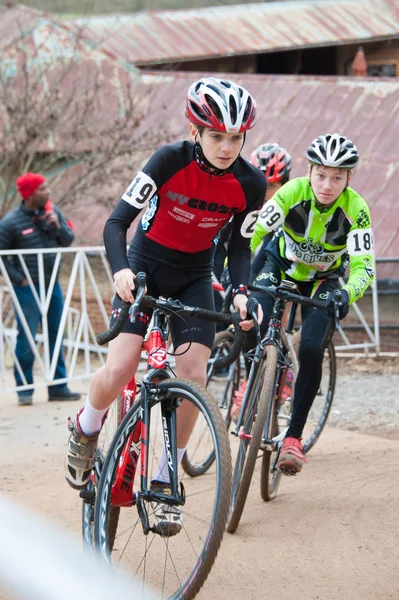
[249,143,292,282]
[65,77,266,535]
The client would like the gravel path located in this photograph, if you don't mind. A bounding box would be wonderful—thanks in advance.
[323,358,399,438]
[1,359,399,600]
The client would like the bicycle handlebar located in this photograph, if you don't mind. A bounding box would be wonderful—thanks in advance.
[97,272,247,368]
[250,284,342,329]
[250,284,319,308]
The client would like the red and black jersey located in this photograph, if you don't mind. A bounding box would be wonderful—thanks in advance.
[104,141,266,292]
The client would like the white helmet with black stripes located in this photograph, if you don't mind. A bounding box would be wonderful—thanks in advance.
[306,133,359,169]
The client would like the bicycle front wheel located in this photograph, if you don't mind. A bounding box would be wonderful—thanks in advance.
[226,345,278,534]
[302,340,336,454]
[260,391,292,502]
[82,393,123,551]
[94,378,232,600]
[181,330,241,477]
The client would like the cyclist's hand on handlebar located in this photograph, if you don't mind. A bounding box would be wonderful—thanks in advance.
[233,294,263,331]
[326,288,350,321]
[113,268,137,303]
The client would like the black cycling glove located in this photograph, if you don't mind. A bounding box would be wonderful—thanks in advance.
[326,288,350,321]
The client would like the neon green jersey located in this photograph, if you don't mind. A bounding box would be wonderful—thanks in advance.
[250,177,374,303]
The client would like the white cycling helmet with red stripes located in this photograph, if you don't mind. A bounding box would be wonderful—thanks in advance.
[186,77,258,134]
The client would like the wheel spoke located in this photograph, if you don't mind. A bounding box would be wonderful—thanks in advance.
[94,379,231,599]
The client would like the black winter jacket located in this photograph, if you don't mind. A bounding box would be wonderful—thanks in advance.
[0,203,74,285]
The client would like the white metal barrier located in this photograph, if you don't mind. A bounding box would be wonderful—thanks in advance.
[0,246,114,394]
[0,247,381,395]
[335,276,380,353]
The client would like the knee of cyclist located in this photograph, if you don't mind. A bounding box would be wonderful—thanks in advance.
[298,338,324,364]
[180,368,206,387]
[103,363,134,388]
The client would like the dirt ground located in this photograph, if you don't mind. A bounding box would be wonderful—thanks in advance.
[0,358,398,600]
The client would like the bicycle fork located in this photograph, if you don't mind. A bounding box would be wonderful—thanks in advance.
[111,378,141,507]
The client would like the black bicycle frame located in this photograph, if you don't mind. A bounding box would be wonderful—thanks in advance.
[232,294,293,446]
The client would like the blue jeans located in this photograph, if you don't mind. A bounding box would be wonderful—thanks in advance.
[13,281,68,398]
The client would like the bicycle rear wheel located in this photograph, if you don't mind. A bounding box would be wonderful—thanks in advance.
[302,340,336,454]
[94,378,232,600]
[181,330,241,477]
[226,345,278,534]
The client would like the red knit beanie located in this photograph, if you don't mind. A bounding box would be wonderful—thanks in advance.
[16,173,46,200]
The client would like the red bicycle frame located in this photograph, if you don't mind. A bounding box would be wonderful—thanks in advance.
[110,326,168,507]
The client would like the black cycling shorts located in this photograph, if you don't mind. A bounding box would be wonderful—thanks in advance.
[109,234,216,350]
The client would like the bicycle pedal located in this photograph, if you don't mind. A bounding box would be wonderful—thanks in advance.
[79,488,95,503]
[279,468,297,477]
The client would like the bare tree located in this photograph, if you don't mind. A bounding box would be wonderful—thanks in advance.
[0,11,171,216]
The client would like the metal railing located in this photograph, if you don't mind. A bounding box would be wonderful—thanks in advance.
[0,246,114,394]
[335,276,380,353]
[0,247,382,395]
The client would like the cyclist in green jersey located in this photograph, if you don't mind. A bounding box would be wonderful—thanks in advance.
[250,133,375,474]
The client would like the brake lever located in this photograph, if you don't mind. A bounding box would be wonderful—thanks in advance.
[246,296,262,345]
[128,271,147,324]
[333,289,342,331]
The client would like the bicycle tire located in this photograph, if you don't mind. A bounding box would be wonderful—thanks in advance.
[260,348,295,502]
[260,393,293,501]
[260,434,281,502]
[181,330,240,477]
[302,340,336,454]
[94,378,232,600]
[226,345,278,534]
[82,394,123,551]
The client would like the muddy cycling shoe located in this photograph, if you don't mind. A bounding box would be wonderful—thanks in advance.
[151,480,183,537]
[65,413,100,490]
[277,437,307,475]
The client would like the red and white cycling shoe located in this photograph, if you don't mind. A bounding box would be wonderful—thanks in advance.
[277,436,307,475]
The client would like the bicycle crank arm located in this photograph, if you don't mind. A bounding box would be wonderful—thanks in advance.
[137,497,151,535]
[272,428,288,442]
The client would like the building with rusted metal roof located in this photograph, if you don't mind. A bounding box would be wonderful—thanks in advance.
[55,70,398,279]
[1,4,398,279]
[72,0,399,76]
[0,4,139,73]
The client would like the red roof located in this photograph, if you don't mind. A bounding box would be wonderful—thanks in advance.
[61,71,399,280]
[70,0,399,66]
[2,6,397,277]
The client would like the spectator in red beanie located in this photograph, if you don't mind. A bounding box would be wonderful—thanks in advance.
[0,172,81,405]
[16,172,46,200]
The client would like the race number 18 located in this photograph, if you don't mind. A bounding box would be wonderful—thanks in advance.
[348,229,374,255]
